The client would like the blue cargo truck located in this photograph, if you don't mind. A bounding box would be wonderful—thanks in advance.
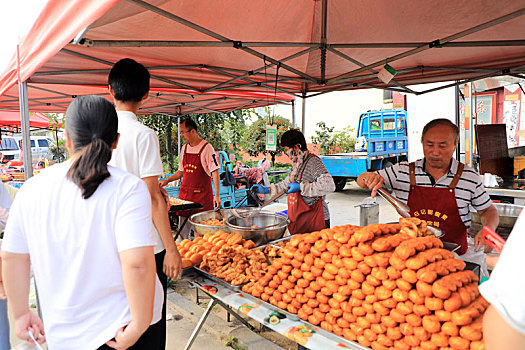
[320,109,408,191]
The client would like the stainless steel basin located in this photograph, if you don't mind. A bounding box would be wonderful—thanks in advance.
[471,203,523,229]
[225,213,289,246]
[189,209,235,236]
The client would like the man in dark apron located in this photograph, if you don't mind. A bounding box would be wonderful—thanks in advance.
[358,119,499,264]
[159,118,221,239]
[251,130,335,235]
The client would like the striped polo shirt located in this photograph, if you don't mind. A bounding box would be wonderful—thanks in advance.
[376,158,492,228]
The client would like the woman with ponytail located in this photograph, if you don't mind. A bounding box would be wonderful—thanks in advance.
[1,95,163,350]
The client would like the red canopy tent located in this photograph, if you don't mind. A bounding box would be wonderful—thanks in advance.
[2,0,525,106]
[1,0,525,177]
[0,111,50,129]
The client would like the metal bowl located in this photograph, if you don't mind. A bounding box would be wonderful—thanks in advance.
[225,213,289,246]
[471,203,523,229]
[189,209,235,236]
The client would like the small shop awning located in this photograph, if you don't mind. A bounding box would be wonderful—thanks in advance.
[0,111,50,129]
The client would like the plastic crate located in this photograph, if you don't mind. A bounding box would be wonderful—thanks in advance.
[220,194,234,209]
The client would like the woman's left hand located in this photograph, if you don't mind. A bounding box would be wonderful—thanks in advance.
[15,311,46,345]
[287,183,301,194]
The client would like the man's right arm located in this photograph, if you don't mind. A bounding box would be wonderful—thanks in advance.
[159,170,183,187]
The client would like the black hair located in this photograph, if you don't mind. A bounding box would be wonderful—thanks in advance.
[280,129,307,151]
[421,118,459,143]
[181,118,198,132]
[65,95,118,199]
[108,58,150,102]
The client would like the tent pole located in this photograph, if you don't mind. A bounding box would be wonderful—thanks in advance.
[18,81,33,179]
[469,82,475,167]
[291,100,296,128]
[178,116,181,158]
[455,82,461,161]
[301,84,306,134]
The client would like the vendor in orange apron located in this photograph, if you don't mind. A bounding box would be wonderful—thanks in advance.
[177,142,214,216]
[407,162,469,255]
[251,130,336,235]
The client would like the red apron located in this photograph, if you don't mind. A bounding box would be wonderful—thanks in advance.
[287,154,326,235]
[177,142,214,217]
[407,162,468,255]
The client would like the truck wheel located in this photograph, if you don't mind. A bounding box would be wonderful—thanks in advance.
[333,176,347,192]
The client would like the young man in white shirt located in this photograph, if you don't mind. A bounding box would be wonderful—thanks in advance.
[108,58,181,349]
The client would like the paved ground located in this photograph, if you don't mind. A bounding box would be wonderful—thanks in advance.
[7,180,403,349]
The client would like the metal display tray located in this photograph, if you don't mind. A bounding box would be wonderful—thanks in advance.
[252,235,292,250]
[242,292,300,321]
[443,241,461,253]
[181,266,196,277]
[242,292,369,350]
[194,266,243,291]
[302,320,371,350]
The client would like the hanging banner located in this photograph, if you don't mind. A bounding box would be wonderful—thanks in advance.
[503,86,522,147]
[266,124,277,151]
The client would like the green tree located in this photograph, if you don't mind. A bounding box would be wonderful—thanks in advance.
[139,110,249,173]
[48,140,67,162]
[311,122,356,154]
[332,126,356,153]
[311,121,335,155]
[188,109,249,155]
[138,114,178,173]
[44,113,67,162]
[243,109,292,165]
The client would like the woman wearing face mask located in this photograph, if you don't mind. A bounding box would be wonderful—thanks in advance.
[251,129,335,235]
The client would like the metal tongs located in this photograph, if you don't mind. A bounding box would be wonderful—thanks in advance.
[231,188,287,218]
[376,187,444,238]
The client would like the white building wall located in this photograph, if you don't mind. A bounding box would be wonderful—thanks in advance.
[406,84,456,161]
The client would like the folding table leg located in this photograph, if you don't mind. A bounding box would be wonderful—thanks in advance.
[213,298,253,330]
[184,299,217,350]
[174,209,194,241]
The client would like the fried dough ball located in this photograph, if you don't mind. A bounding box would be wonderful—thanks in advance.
[405,248,454,270]
[394,236,443,260]
[416,258,466,283]
[432,270,478,299]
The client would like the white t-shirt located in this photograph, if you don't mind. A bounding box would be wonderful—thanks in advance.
[109,110,164,253]
[178,140,220,175]
[479,212,525,335]
[1,163,163,350]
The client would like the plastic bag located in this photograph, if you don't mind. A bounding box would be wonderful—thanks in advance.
[459,237,489,278]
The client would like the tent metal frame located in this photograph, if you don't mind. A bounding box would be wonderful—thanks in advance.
[6,0,525,179]
[44,0,525,98]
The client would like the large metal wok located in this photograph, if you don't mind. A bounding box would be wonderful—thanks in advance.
[225,212,289,246]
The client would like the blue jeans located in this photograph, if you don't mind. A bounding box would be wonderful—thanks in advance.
[0,299,9,350]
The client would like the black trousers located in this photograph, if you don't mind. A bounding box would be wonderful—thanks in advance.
[98,251,167,350]
[325,219,330,228]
